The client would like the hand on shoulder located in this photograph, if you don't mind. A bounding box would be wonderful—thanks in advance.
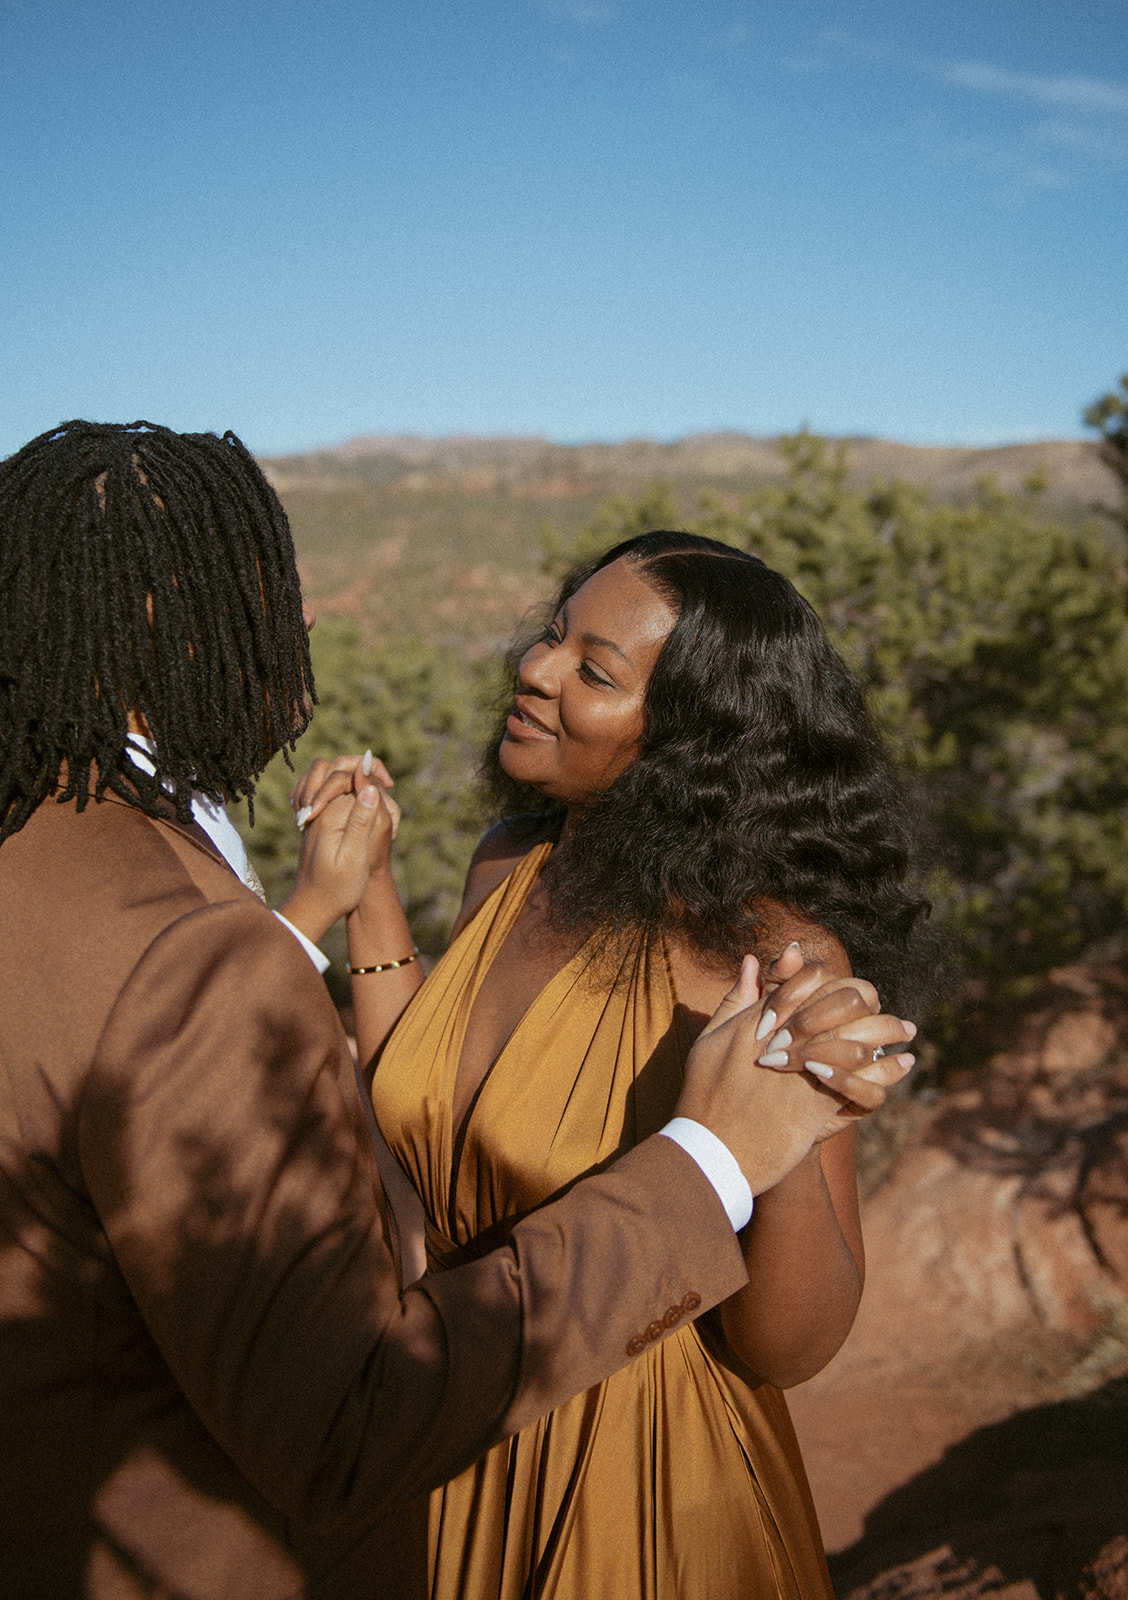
[665,903,850,1043]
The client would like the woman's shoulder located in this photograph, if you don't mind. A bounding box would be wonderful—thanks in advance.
[472,815,553,862]
[665,902,851,1038]
[754,901,852,977]
[449,816,556,939]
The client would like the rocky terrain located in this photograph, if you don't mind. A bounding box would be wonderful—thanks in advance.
[790,966,1128,1599]
[265,428,1119,650]
[268,429,1115,516]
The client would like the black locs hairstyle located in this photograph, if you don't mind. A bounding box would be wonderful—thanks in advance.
[485,531,931,1011]
[0,420,314,843]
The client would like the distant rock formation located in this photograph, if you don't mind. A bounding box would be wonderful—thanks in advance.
[263,431,1116,515]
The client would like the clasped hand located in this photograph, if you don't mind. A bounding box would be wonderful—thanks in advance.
[676,951,916,1194]
[278,753,400,944]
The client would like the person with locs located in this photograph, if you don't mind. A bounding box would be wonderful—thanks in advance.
[0,423,911,1599]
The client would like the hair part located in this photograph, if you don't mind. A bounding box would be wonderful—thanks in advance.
[0,419,314,842]
[483,530,932,1011]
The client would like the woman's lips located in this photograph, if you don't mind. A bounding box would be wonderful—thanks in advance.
[506,703,556,741]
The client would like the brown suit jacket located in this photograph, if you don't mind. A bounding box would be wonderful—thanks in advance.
[0,795,746,1598]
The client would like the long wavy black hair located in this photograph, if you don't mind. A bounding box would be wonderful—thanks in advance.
[0,420,313,843]
[483,530,931,1010]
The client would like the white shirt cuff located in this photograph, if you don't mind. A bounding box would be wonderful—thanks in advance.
[658,1117,754,1233]
[273,912,332,975]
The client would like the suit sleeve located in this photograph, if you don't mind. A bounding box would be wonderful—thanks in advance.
[80,900,746,1532]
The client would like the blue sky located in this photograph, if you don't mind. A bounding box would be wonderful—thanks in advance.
[2,0,1125,455]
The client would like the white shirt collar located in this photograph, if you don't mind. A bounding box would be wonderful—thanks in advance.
[124,736,330,974]
[125,736,250,884]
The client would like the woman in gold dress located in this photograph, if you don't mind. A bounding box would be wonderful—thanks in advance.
[297,532,925,1598]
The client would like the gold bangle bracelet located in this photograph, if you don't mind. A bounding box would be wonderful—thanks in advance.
[346,947,420,975]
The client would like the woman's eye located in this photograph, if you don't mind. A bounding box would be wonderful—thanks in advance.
[579,662,612,688]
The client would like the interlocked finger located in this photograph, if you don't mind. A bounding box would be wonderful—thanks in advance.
[806,1011,916,1056]
[756,992,904,1069]
[289,757,336,812]
[757,1025,915,1108]
[782,979,884,1038]
[289,753,395,826]
[797,1039,896,1110]
[295,771,355,828]
[758,971,880,1047]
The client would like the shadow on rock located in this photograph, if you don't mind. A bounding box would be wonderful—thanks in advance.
[829,1376,1128,1599]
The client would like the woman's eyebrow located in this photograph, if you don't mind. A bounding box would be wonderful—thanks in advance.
[559,601,635,670]
[579,630,634,668]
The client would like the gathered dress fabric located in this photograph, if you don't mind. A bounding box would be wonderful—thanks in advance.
[373,844,835,1600]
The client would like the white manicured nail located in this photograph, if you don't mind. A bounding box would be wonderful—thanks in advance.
[296,805,312,830]
[805,1060,834,1081]
[758,1051,790,1067]
[755,1008,777,1042]
[362,749,373,776]
[763,1027,792,1055]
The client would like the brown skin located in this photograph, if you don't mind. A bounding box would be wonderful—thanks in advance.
[291,772,914,1378]
[290,560,916,1384]
[496,559,677,804]
[449,822,909,1388]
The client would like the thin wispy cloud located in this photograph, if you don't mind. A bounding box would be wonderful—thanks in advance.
[821,30,1128,117]
[944,61,1128,115]
[817,30,1128,200]
[928,132,1072,205]
[819,29,1126,116]
[1036,116,1128,164]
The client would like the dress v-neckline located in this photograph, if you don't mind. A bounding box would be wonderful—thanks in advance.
[437,843,686,1236]
[445,843,586,1209]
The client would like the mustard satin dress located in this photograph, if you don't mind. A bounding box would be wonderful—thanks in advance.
[373,844,834,1600]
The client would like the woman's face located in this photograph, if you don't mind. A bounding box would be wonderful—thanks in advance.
[500,557,677,807]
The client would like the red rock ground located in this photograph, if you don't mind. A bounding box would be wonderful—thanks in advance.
[789,967,1128,1599]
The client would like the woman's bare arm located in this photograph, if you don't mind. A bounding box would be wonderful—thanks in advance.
[669,926,907,1388]
[344,860,426,1090]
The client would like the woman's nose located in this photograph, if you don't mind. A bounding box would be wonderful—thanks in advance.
[517,641,558,695]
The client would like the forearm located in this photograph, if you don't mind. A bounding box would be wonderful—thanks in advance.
[347,871,425,1087]
[719,1145,863,1388]
[276,881,342,947]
